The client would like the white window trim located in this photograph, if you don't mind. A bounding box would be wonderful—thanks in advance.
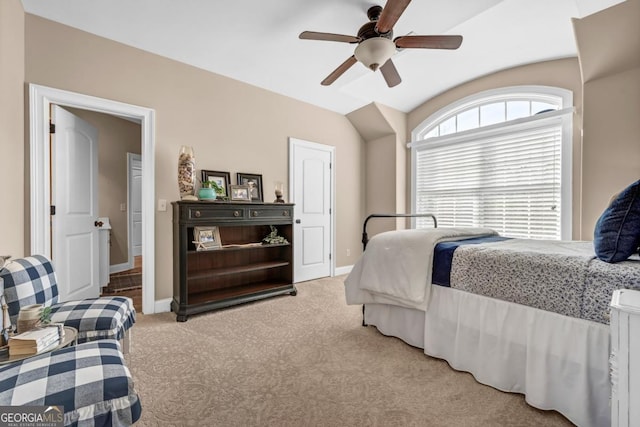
[412,85,572,141]
[410,86,573,239]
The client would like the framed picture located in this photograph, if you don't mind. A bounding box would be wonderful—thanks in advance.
[230,185,251,202]
[236,173,263,202]
[200,170,231,198]
[193,226,221,251]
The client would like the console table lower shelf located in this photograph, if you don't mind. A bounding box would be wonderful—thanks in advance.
[171,282,297,322]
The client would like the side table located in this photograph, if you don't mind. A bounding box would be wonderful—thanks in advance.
[0,326,78,365]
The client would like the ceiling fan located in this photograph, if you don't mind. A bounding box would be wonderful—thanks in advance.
[299,0,463,87]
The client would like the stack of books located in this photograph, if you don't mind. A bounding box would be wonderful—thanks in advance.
[8,326,60,356]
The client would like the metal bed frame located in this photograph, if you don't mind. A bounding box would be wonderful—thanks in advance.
[360,213,438,325]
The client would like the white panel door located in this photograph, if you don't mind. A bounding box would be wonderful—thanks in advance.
[129,154,143,257]
[51,105,100,301]
[290,138,333,282]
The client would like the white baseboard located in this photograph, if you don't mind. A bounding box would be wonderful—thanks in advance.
[154,298,172,314]
[334,265,353,276]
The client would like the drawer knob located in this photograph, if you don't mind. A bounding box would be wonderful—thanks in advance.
[282,211,290,216]
[233,211,241,217]
[194,210,201,218]
[252,211,259,217]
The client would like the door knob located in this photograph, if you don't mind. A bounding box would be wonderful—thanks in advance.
[295,219,301,224]
[94,220,104,227]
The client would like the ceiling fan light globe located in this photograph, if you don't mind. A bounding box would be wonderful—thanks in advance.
[354,37,395,71]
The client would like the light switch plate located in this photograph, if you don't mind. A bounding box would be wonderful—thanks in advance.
[120,203,126,212]
[157,199,167,211]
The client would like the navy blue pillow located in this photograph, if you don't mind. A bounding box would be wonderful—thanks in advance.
[594,179,640,263]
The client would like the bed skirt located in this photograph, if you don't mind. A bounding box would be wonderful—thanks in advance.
[364,286,610,427]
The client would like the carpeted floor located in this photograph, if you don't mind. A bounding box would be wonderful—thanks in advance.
[128,276,573,426]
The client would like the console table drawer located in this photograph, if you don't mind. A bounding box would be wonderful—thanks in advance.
[186,206,246,221]
[247,207,292,220]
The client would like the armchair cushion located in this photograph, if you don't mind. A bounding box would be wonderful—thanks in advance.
[51,296,136,343]
[0,339,142,426]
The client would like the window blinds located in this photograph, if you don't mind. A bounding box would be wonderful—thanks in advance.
[414,119,562,239]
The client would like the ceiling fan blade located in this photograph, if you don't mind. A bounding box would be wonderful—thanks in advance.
[394,35,463,50]
[299,31,360,44]
[321,55,358,86]
[376,0,412,34]
[380,59,401,88]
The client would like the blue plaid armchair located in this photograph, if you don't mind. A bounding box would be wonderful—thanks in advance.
[0,255,135,348]
[0,340,142,426]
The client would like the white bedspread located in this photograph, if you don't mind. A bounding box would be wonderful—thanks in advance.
[345,227,497,309]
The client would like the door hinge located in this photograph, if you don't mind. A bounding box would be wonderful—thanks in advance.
[329,162,332,169]
[329,253,332,260]
[49,123,55,134]
[50,205,56,216]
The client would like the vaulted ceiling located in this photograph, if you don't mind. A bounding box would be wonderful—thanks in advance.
[21,0,625,114]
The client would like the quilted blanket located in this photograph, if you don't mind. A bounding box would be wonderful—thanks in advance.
[450,239,640,323]
[451,239,595,319]
[345,227,497,309]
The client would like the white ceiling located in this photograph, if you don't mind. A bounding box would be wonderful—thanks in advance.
[21,0,624,115]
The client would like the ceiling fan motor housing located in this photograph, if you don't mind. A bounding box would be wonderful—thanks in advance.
[355,6,395,71]
[358,8,393,40]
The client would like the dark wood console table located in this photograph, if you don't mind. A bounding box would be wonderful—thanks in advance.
[171,201,296,322]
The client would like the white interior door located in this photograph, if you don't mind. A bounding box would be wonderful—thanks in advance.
[128,153,143,257]
[290,138,333,282]
[51,105,100,301]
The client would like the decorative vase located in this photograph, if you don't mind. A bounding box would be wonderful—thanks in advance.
[274,181,285,203]
[198,187,216,200]
[178,146,197,200]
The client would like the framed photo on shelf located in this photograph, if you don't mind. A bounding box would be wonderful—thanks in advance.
[193,226,222,251]
[200,170,231,198]
[236,173,263,202]
[229,185,251,202]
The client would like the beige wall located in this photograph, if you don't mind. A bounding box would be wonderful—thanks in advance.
[377,103,408,229]
[581,69,640,238]
[574,0,640,239]
[365,135,397,237]
[408,58,585,239]
[22,15,364,300]
[66,108,142,266]
[0,0,25,259]
[347,102,408,237]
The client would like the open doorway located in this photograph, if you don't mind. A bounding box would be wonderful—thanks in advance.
[29,84,156,314]
[101,152,143,312]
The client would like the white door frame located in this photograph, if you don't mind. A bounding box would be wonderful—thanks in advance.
[29,84,156,314]
[288,137,336,278]
[127,152,143,268]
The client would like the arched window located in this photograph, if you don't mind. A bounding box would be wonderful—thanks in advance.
[410,86,573,240]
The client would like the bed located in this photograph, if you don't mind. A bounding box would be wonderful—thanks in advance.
[345,210,640,427]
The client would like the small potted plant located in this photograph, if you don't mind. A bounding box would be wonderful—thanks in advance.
[39,306,52,325]
[37,306,65,337]
[198,180,224,200]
